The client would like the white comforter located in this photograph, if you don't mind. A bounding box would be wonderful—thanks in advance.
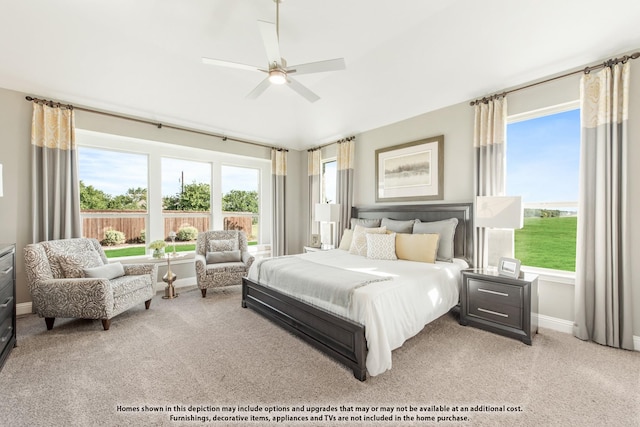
[247,249,467,377]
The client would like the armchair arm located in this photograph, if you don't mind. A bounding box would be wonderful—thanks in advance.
[123,263,157,277]
[242,251,255,268]
[194,254,207,277]
[30,278,114,319]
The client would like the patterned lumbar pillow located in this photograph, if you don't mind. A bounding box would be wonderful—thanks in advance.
[348,225,387,256]
[57,250,104,278]
[208,239,238,252]
[366,232,397,260]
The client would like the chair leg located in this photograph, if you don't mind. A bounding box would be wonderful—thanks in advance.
[45,317,55,330]
[102,319,111,331]
[201,289,207,298]
[145,299,152,309]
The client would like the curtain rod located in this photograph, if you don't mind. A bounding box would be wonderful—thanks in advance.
[24,96,288,152]
[469,51,640,106]
[307,135,356,152]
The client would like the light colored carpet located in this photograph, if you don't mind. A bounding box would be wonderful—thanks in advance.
[1,285,638,426]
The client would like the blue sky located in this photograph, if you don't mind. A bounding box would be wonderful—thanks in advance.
[78,148,259,196]
[506,108,580,205]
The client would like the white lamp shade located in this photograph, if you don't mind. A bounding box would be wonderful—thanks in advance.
[315,203,341,223]
[475,196,523,229]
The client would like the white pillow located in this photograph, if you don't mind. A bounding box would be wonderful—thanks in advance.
[366,233,397,260]
[348,225,387,256]
[83,262,126,280]
[338,229,353,251]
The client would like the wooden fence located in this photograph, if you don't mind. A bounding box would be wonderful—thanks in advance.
[82,211,253,243]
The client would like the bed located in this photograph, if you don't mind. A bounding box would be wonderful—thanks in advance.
[242,203,474,380]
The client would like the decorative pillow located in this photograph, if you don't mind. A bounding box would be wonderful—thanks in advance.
[338,229,353,251]
[349,225,387,256]
[412,218,458,262]
[208,239,238,252]
[395,233,440,263]
[366,233,397,260]
[381,218,416,234]
[350,218,382,230]
[57,250,104,278]
[206,250,242,264]
[83,262,125,280]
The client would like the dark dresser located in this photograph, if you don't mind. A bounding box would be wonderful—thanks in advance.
[460,268,538,345]
[0,244,16,371]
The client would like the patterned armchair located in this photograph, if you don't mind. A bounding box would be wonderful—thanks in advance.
[195,230,255,298]
[24,238,157,331]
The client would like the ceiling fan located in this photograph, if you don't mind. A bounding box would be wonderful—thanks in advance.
[201,0,346,103]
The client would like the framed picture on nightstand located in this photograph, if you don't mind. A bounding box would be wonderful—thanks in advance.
[498,257,521,278]
[310,234,321,248]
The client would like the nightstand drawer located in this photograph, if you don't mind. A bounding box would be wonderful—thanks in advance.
[0,284,13,324]
[469,299,522,329]
[467,278,522,308]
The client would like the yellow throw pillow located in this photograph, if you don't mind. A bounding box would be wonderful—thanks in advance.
[395,233,440,263]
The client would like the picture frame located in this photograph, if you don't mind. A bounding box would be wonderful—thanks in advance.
[497,257,521,278]
[310,234,321,248]
[375,135,444,202]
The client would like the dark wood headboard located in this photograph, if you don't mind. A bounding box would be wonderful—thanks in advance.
[352,203,474,266]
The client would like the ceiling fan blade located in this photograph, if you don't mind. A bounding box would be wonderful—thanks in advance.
[246,77,272,100]
[202,57,264,73]
[287,77,320,103]
[287,58,346,76]
[257,20,281,66]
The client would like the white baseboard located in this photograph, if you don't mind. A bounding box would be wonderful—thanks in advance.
[17,302,33,316]
[536,313,640,351]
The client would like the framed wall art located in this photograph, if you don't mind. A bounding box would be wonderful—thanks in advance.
[375,135,444,202]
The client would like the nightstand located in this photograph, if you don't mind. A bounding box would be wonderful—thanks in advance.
[460,269,538,345]
[303,246,323,253]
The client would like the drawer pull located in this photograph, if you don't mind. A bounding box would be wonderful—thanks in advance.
[0,266,12,275]
[478,307,509,318]
[0,296,13,308]
[478,288,509,297]
[0,326,12,342]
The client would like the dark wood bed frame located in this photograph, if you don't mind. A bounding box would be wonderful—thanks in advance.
[242,203,474,381]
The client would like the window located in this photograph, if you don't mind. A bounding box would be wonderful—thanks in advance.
[78,147,148,257]
[221,165,260,245]
[77,129,271,259]
[506,104,580,272]
[322,159,337,204]
[162,158,212,253]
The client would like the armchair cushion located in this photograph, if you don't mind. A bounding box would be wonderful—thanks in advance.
[208,239,238,252]
[83,262,126,280]
[57,250,104,278]
[206,250,242,264]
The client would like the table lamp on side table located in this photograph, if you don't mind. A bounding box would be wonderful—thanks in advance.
[315,203,341,250]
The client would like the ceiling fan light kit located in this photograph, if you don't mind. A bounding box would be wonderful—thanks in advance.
[202,0,346,102]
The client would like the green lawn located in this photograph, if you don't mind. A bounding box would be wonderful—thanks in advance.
[514,216,577,271]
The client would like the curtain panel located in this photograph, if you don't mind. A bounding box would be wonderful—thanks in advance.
[307,149,321,245]
[473,97,507,269]
[271,148,288,257]
[574,62,633,350]
[30,102,81,242]
[336,139,355,243]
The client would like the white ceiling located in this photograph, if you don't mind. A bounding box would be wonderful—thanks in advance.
[1,0,639,151]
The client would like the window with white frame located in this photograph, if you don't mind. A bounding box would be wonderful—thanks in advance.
[506,102,580,272]
[77,129,271,259]
[221,165,260,246]
[322,159,337,204]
